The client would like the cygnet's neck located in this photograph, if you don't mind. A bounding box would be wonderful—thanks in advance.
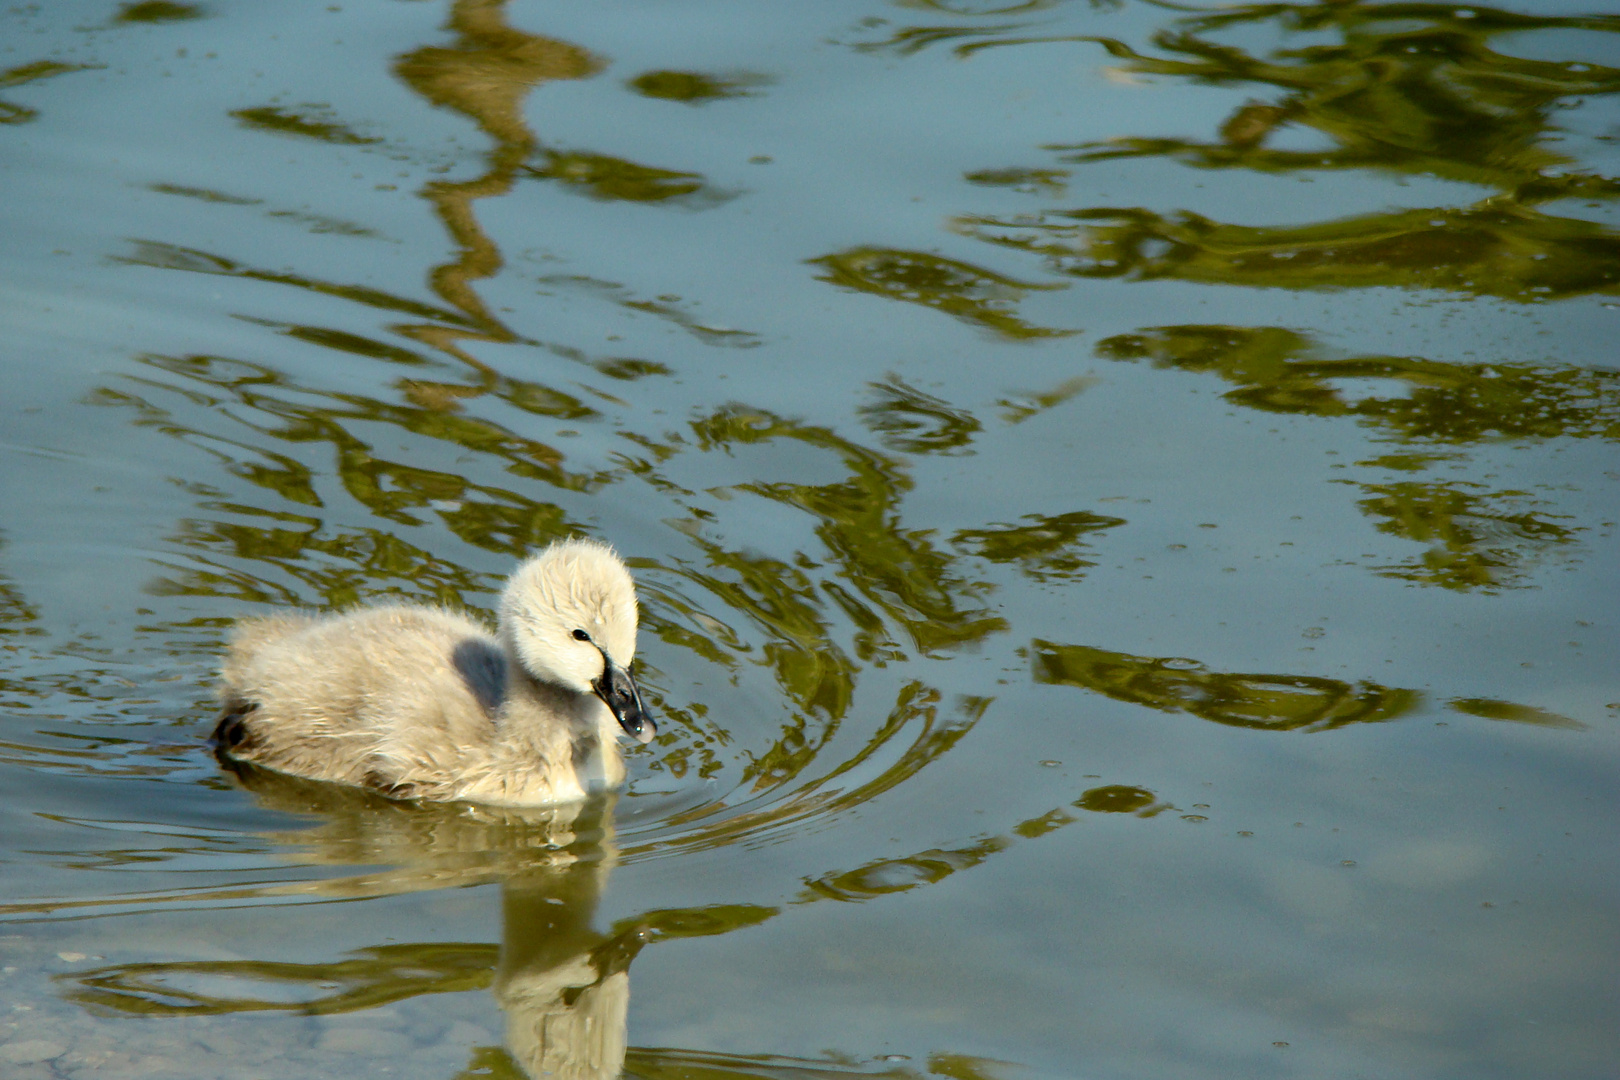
[496,650,626,794]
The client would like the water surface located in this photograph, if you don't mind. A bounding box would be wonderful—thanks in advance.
[1,1,1617,1078]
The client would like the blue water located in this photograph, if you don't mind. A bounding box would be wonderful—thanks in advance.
[1,2,1617,1078]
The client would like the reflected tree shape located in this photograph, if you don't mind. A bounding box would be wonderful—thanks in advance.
[860,376,983,456]
[1026,4,1620,191]
[527,150,733,206]
[627,70,770,104]
[0,60,99,125]
[995,374,1098,423]
[1032,639,1423,731]
[67,942,501,1017]
[852,23,1031,57]
[952,510,1125,584]
[536,274,763,347]
[624,1047,932,1080]
[958,203,1620,301]
[230,104,381,145]
[945,2,1620,300]
[84,352,598,606]
[113,1,204,22]
[0,533,43,637]
[1449,696,1585,730]
[803,835,1010,901]
[795,782,1180,905]
[965,166,1070,194]
[1093,323,1613,587]
[391,0,600,364]
[689,406,1009,660]
[1350,479,1578,590]
[810,248,1077,339]
[1095,325,1620,441]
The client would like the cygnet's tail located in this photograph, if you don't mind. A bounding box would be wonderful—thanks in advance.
[214,612,318,754]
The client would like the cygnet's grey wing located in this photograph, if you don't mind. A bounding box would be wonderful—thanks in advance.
[215,605,503,796]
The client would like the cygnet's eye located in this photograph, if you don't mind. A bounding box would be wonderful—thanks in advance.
[572,629,591,642]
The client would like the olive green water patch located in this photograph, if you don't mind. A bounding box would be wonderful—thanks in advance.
[537,275,762,347]
[1350,480,1579,591]
[964,167,1069,194]
[115,241,484,328]
[958,204,1620,301]
[0,60,100,125]
[968,3,1620,191]
[952,511,1126,585]
[850,22,1030,57]
[1092,323,1612,590]
[859,377,982,456]
[802,836,1011,902]
[689,406,1008,658]
[1074,784,1160,815]
[113,1,205,23]
[0,536,42,635]
[810,248,1077,340]
[1032,641,1423,732]
[230,105,381,146]
[1094,325,1620,441]
[527,150,731,206]
[62,943,499,1017]
[627,70,770,103]
[1449,698,1586,730]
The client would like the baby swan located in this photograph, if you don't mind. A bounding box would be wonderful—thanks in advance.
[214,538,655,807]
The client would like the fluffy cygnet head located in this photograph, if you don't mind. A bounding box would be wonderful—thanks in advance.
[498,538,655,743]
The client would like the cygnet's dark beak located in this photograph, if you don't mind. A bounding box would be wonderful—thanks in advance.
[592,653,656,744]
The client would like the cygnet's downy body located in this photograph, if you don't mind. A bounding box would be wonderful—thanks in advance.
[213,539,655,806]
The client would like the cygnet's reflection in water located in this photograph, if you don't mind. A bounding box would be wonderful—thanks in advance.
[498,869,641,1080]
[71,761,646,1080]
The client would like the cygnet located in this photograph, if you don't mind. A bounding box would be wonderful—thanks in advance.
[213,538,656,806]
